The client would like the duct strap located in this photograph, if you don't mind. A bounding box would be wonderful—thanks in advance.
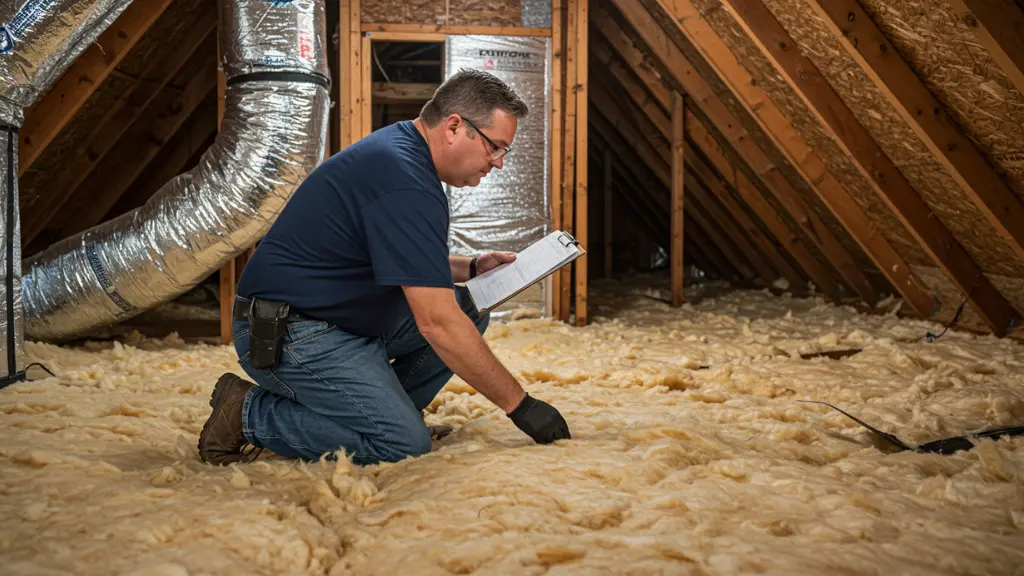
[226,71,330,90]
[1,123,22,388]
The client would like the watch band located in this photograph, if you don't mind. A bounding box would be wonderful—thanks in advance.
[469,257,478,279]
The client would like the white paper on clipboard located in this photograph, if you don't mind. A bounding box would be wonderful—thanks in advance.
[465,230,585,313]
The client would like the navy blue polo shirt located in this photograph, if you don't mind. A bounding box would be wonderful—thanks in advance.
[236,120,454,337]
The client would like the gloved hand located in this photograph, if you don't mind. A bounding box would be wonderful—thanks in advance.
[507,393,570,444]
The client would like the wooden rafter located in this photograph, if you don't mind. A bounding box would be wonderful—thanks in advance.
[591,78,784,287]
[592,5,877,304]
[613,0,935,317]
[591,117,756,281]
[22,19,216,246]
[590,100,766,284]
[603,147,614,279]
[592,32,842,298]
[50,55,218,239]
[809,0,1024,268]
[720,0,1019,335]
[105,101,218,221]
[18,0,174,174]
[946,0,1024,97]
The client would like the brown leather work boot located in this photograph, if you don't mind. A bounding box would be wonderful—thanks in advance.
[198,373,260,465]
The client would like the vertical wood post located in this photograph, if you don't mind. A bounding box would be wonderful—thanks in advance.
[671,91,685,306]
[573,0,589,326]
[603,148,614,278]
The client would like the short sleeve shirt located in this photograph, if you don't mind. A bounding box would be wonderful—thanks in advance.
[236,120,452,336]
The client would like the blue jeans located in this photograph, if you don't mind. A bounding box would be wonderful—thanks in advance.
[231,286,488,465]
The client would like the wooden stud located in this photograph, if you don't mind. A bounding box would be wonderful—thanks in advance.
[371,82,440,103]
[670,91,685,306]
[361,23,552,37]
[18,0,174,174]
[21,20,216,245]
[617,0,934,316]
[363,31,446,42]
[603,147,614,279]
[349,0,363,145]
[591,10,877,302]
[573,0,589,327]
[560,0,578,322]
[361,35,373,138]
[946,0,1024,97]
[217,26,233,345]
[549,0,565,320]
[338,0,353,149]
[810,0,1024,268]
[722,0,1019,335]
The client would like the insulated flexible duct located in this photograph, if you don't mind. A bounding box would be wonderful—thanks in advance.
[21,0,330,343]
[1,0,133,385]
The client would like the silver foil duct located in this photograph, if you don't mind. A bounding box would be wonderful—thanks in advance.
[22,0,330,342]
[0,0,132,120]
[1,0,131,383]
[443,35,551,258]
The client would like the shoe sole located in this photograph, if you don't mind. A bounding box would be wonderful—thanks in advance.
[197,374,240,463]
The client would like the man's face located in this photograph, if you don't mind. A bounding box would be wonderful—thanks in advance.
[442,109,518,187]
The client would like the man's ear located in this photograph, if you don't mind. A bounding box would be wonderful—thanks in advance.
[442,113,461,144]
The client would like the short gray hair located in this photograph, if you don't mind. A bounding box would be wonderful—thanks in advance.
[420,68,529,127]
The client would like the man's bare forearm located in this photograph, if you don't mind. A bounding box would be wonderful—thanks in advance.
[420,312,525,413]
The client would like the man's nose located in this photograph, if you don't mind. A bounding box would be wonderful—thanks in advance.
[491,156,504,169]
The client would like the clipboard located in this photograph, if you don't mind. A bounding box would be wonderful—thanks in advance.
[465,230,586,314]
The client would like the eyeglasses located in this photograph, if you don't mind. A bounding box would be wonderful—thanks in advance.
[461,116,511,161]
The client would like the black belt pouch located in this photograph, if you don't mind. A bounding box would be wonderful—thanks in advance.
[248,298,290,369]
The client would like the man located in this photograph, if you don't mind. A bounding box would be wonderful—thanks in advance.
[198,69,571,466]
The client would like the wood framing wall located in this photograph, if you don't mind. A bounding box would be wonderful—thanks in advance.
[17,0,1024,340]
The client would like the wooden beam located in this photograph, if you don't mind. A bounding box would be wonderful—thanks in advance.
[549,0,565,319]
[946,0,1024,97]
[670,92,685,306]
[574,0,589,326]
[593,32,840,297]
[560,0,579,322]
[591,79,780,286]
[104,102,217,220]
[591,7,875,303]
[810,0,1024,268]
[371,82,438,103]
[603,147,614,278]
[21,21,216,245]
[363,31,446,42]
[349,0,364,145]
[615,0,933,316]
[590,105,761,282]
[56,62,218,237]
[721,0,1019,334]
[18,0,174,174]
[687,115,841,299]
[338,0,353,149]
[360,23,552,37]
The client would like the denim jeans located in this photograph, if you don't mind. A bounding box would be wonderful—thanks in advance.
[231,285,488,465]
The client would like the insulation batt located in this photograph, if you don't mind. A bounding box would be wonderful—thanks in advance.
[1,278,1023,575]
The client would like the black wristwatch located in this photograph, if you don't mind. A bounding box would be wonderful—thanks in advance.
[469,257,478,279]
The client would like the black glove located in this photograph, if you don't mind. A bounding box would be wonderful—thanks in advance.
[508,393,570,444]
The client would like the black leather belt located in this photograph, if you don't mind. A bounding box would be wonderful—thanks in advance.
[232,296,314,322]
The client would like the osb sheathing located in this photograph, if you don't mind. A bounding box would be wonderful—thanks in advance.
[858,0,1024,203]
[360,0,523,27]
[673,0,931,268]
[633,0,891,278]
[763,0,1024,279]
[19,0,206,212]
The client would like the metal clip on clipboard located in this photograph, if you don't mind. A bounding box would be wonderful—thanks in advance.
[557,231,580,248]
